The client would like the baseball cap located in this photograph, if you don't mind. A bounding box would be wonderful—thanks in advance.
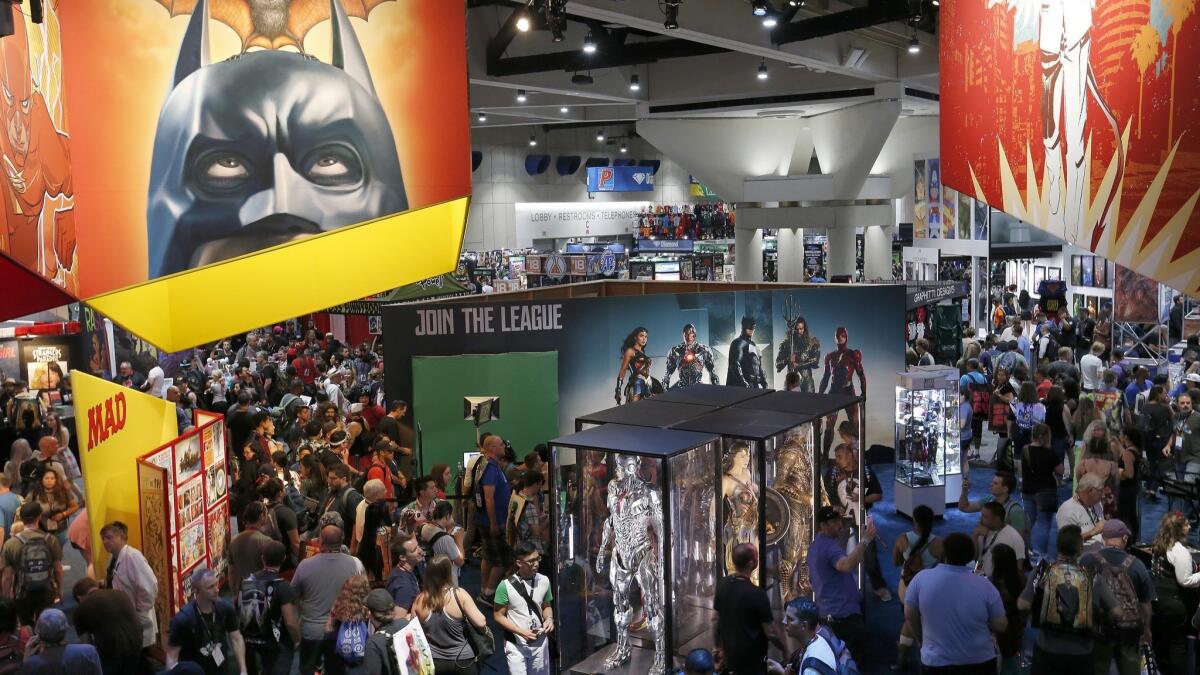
[35,608,69,643]
[1102,519,1131,539]
[1186,373,1200,384]
[350,403,364,414]
[785,597,820,626]
[365,588,395,614]
[816,505,840,524]
[684,648,715,673]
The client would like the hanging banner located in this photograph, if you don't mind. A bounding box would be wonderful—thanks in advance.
[941,0,1200,295]
[586,166,656,193]
[74,372,179,574]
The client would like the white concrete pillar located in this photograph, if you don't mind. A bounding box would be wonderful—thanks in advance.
[864,225,894,280]
[777,228,805,282]
[736,227,764,282]
[827,227,856,278]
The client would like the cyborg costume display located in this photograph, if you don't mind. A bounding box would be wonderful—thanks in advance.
[772,429,816,602]
[663,323,719,389]
[596,455,666,672]
[726,316,767,388]
[776,298,821,392]
[819,327,867,456]
[147,0,408,277]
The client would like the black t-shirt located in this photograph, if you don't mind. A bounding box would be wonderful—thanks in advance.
[226,405,259,456]
[1021,444,1060,495]
[376,415,401,446]
[1143,402,1174,445]
[235,570,297,649]
[168,599,239,673]
[267,503,299,568]
[714,574,772,671]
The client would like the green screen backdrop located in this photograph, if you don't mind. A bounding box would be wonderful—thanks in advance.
[412,352,559,475]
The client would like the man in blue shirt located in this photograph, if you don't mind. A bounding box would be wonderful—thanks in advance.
[1123,366,1151,408]
[806,506,876,665]
[0,476,20,545]
[1014,324,1033,370]
[474,434,512,607]
[904,532,1007,673]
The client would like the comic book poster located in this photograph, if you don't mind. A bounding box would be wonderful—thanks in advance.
[943,186,958,239]
[914,160,929,240]
[959,192,973,240]
[927,159,941,239]
[941,0,1200,295]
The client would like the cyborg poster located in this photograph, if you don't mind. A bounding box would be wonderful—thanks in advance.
[60,0,469,297]
[386,286,906,448]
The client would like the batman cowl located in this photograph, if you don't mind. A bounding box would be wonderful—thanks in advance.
[146,0,407,278]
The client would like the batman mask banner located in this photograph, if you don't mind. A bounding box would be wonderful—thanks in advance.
[146,0,407,278]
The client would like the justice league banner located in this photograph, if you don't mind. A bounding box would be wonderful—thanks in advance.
[383,285,906,448]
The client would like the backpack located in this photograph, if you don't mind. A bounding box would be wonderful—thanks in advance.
[1096,555,1144,642]
[0,632,21,675]
[799,627,861,675]
[420,529,452,560]
[334,618,370,664]
[968,376,992,418]
[1033,560,1095,635]
[900,535,931,586]
[15,531,52,595]
[237,574,280,646]
[506,493,528,547]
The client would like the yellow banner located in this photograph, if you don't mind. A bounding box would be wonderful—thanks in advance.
[86,196,469,352]
[73,372,178,573]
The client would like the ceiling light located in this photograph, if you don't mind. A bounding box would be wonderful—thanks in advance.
[572,72,594,85]
[663,0,680,29]
[516,89,527,103]
[477,112,487,122]
[515,11,530,32]
[582,32,598,54]
[908,34,921,53]
[932,0,939,4]
[763,15,778,27]
[560,106,569,113]
[757,59,769,80]
[752,0,769,16]
[529,135,537,147]
[629,74,640,91]
[596,131,605,142]
[620,143,628,153]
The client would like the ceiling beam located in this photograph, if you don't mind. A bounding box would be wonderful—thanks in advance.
[770,0,911,45]
[488,38,730,77]
[487,7,525,64]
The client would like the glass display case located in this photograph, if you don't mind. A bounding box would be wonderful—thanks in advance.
[671,407,823,608]
[894,366,962,517]
[551,423,720,675]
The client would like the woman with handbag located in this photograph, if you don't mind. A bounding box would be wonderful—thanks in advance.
[413,555,492,674]
[892,504,942,669]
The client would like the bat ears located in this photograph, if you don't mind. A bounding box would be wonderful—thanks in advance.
[330,0,378,97]
[172,0,211,89]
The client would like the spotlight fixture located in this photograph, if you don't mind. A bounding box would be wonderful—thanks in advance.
[529,135,537,147]
[582,32,598,54]
[477,112,487,122]
[931,0,939,4]
[596,130,606,142]
[516,89,527,103]
[752,0,769,16]
[908,34,921,54]
[788,0,803,5]
[663,0,681,29]
[515,8,531,32]
[757,59,769,80]
[629,74,641,92]
[763,14,778,27]
[571,72,595,85]
[560,106,569,113]
[620,143,628,153]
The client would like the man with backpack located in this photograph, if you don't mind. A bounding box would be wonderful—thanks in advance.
[904,532,1008,674]
[362,589,408,675]
[0,502,63,626]
[419,502,464,585]
[1018,524,1118,675]
[228,503,275,597]
[958,472,1027,541]
[237,541,300,675]
[1080,520,1153,675]
[494,541,555,675]
[323,464,364,539]
[167,568,247,675]
[767,598,854,675]
[959,360,990,455]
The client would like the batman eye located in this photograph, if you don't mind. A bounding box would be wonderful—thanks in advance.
[301,145,362,187]
[195,152,252,191]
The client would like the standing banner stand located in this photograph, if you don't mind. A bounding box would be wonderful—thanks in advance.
[137,410,230,638]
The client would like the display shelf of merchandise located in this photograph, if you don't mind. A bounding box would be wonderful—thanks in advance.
[550,423,720,675]
[894,366,961,517]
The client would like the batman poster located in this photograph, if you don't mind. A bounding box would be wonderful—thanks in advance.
[59,0,469,297]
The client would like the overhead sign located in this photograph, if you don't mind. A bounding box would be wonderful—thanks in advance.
[587,166,656,193]
[906,281,971,309]
[636,238,694,253]
[514,202,649,248]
